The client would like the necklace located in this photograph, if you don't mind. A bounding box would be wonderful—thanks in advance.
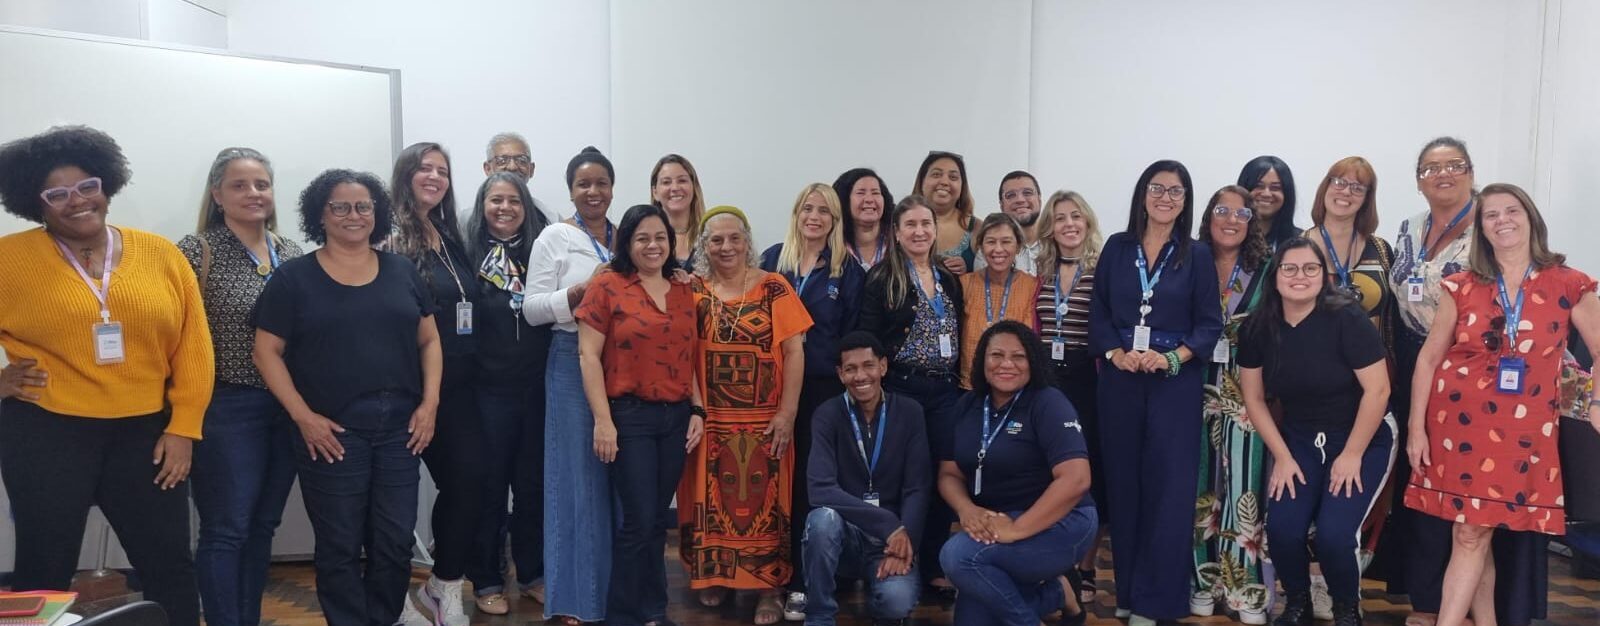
[711,265,752,344]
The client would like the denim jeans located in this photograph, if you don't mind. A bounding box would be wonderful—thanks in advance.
[293,392,422,626]
[191,384,299,626]
[605,396,690,626]
[939,507,1097,626]
[801,507,919,626]
[467,380,545,595]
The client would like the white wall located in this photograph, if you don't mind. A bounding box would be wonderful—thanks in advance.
[1030,0,1543,242]
[226,0,611,218]
[1534,0,1600,274]
[611,0,1033,248]
[0,0,227,47]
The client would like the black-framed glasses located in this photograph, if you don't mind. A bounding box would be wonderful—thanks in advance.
[492,155,531,167]
[1278,262,1324,277]
[327,201,376,217]
[40,177,103,208]
[1146,183,1186,200]
[1328,176,1370,195]
[1417,160,1472,179]
[1212,205,1254,221]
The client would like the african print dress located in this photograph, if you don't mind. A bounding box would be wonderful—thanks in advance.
[1194,261,1271,618]
[678,273,814,590]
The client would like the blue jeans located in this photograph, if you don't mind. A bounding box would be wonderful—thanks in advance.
[605,397,690,626]
[191,384,299,626]
[467,381,545,595]
[294,392,422,626]
[1266,417,1396,603]
[939,507,1097,626]
[801,508,919,626]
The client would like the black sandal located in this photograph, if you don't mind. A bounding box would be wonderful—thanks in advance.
[1057,573,1087,626]
[1075,567,1097,604]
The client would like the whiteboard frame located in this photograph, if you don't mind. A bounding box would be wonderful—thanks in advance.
[0,23,403,161]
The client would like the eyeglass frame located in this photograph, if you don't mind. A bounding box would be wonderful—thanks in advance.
[1278,262,1325,277]
[491,154,532,167]
[39,177,104,209]
[1327,176,1370,195]
[1146,183,1187,200]
[1211,205,1254,222]
[326,201,377,217]
[1416,160,1472,179]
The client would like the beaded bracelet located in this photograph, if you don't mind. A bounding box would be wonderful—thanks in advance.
[1164,351,1182,378]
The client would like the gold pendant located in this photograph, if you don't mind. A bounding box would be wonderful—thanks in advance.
[256,263,271,277]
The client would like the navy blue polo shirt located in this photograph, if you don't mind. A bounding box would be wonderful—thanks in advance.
[942,386,1094,513]
[760,244,866,378]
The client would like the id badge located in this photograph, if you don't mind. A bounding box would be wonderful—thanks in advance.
[938,333,954,358]
[863,491,881,508]
[1132,325,1152,352]
[1407,276,1425,303]
[455,301,474,335]
[1496,356,1526,394]
[1051,339,1066,361]
[93,321,126,365]
[1212,338,1230,364]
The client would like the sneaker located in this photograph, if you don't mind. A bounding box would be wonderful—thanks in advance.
[419,576,470,626]
[1239,605,1268,625]
[1115,607,1132,619]
[474,592,509,616]
[396,592,430,626]
[1274,591,1313,626]
[1190,589,1215,616]
[782,591,806,621]
[1310,575,1333,621]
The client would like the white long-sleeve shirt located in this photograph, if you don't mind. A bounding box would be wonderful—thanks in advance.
[522,222,608,332]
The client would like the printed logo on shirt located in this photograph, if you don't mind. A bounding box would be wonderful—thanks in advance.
[1005,421,1023,435]
[1062,420,1082,432]
[828,283,840,300]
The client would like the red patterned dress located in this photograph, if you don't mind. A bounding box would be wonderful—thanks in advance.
[1404,266,1596,534]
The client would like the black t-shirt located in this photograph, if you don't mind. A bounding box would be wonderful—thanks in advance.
[942,387,1093,512]
[253,251,435,421]
[416,235,479,386]
[1236,303,1386,432]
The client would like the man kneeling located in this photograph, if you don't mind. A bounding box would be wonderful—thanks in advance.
[802,332,931,626]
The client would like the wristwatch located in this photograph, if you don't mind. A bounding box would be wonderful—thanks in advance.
[1104,348,1118,361]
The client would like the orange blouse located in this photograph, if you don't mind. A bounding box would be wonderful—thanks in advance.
[575,270,698,403]
[958,268,1039,387]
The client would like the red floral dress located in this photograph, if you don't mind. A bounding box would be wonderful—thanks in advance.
[1404,266,1596,534]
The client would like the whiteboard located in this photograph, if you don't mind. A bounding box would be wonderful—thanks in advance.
[0,24,399,570]
[0,25,400,246]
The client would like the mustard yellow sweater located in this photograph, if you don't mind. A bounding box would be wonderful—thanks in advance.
[0,227,213,438]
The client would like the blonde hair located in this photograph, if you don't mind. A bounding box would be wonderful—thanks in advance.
[874,195,943,309]
[195,147,277,233]
[650,154,706,243]
[1035,190,1104,281]
[1467,183,1565,281]
[775,183,847,278]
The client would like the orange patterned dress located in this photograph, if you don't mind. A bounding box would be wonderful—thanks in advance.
[1404,266,1596,534]
[678,273,813,589]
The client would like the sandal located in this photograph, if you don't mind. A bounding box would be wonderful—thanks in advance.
[1076,567,1097,604]
[754,592,783,625]
[698,587,729,608]
[557,617,582,626]
[1057,574,1087,626]
[1405,614,1438,626]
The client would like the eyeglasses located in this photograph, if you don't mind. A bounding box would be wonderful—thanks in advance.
[1002,188,1038,201]
[1328,176,1370,195]
[1146,183,1186,200]
[327,201,376,217]
[40,177,104,208]
[1211,205,1253,221]
[1278,262,1324,277]
[1417,160,1472,179]
[492,155,531,167]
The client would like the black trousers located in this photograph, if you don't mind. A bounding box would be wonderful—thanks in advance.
[789,375,844,592]
[0,399,199,626]
[605,397,690,626]
[885,368,964,584]
[421,381,488,580]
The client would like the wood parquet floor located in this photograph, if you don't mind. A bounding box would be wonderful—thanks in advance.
[64,539,1600,626]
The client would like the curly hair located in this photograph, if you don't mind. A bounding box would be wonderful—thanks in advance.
[297,169,393,246]
[967,320,1055,397]
[1198,184,1271,271]
[0,126,131,222]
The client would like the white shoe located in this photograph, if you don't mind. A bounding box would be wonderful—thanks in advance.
[1238,605,1268,625]
[1310,574,1334,621]
[782,591,806,621]
[419,576,470,626]
[1189,589,1215,616]
[1114,607,1132,619]
[396,591,430,626]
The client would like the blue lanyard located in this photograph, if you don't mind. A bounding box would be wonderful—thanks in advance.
[1318,227,1353,288]
[573,213,613,262]
[1496,265,1534,349]
[853,239,885,268]
[984,268,1016,326]
[1135,241,1174,302]
[1416,200,1473,270]
[910,265,946,320]
[978,391,1024,463]
[1220,260,1243,314]
[843,393,889,486]
[242,234,281,280]
[1054,263,1084,339]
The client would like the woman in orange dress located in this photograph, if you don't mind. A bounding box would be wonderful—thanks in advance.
[1404,183,1600,626]
[679,205,813,625]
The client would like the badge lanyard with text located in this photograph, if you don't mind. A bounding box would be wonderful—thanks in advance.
[1494,265,1534,394]
[573,213,614,263]
[434,243,474,335]
[1133,242,1174,352]
[1213,260,1243,364]
[1319,226,1355,289]
[1408,201,1472,302]
[55,227,124,364]
[975,390,1023,495]
[984,268,1016,327]
[911,266,954,358]
[1052,263,1084,361]
[843,393,889,506]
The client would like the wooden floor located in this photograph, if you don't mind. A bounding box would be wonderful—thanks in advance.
[65,540,1600,625]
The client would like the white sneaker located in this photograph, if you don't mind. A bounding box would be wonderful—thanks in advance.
[419,576,470,626]
[1238,605,1268,625]
[1310,574,1334,621]
[395,591,430,626]
[782,591,806,621]
[1114,607,1132,619]
[1189,589,1215,616]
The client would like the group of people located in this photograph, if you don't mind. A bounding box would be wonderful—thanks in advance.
[0,124,1595,626]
